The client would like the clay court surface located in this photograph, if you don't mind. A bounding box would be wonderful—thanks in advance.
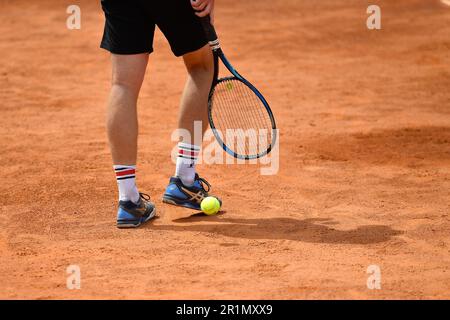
[1,0,450,299]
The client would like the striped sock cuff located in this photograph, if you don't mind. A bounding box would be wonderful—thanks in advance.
[114,165,136,181]
[178,142,200,161]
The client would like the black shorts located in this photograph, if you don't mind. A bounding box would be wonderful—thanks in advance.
[100,0,208,56]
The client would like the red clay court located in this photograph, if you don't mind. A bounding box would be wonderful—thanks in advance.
[0,0,449,299]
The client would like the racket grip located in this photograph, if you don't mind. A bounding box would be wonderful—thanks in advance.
[200,16,219,43]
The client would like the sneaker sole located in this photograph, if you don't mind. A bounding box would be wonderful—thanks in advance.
[116,207,157,229]
[162,196,201,210]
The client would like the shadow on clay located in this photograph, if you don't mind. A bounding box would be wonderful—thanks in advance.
[150,213,403,245]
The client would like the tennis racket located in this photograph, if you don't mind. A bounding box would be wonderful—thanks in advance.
[201,16,277,160]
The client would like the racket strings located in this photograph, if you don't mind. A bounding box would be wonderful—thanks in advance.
[233,83,266,155]
[211,78,273,157]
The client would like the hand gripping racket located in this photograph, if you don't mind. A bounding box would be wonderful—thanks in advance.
[201,16,277,160]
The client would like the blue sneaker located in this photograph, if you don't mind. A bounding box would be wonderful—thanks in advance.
[117,193,156,229]
[162,174,222,211]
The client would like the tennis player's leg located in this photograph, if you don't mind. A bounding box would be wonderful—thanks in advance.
[107,54,148,167]
[178,45,213,140]
[106,55,156,228]
[163,45,222,210]
[174,45,214,185]
[101,0,156,227]
[155,0,221,210]
[164,45,222,209]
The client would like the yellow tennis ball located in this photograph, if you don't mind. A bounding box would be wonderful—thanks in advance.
[201,197,221,216]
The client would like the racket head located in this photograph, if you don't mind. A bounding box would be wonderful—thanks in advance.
[208,75,277,160]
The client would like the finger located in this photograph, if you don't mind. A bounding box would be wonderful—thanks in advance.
[194,3,212,17]
[192,2,207,11]
[194,2,208,12]
[190,0,207,9]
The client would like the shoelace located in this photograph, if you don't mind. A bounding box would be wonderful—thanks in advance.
[196,177,211,193]
[139,193,151,201]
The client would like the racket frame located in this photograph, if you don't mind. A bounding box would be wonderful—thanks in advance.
[201,16,277,160]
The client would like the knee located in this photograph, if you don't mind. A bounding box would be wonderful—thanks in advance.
[109,54,148,95]
[183,46,214,75]
[111,76,142,96]
[109,77,141,104]
[185,58,213,75]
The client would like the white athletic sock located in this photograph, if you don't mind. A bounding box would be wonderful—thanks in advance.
[114,165,140,204]
[175,142,200,186]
